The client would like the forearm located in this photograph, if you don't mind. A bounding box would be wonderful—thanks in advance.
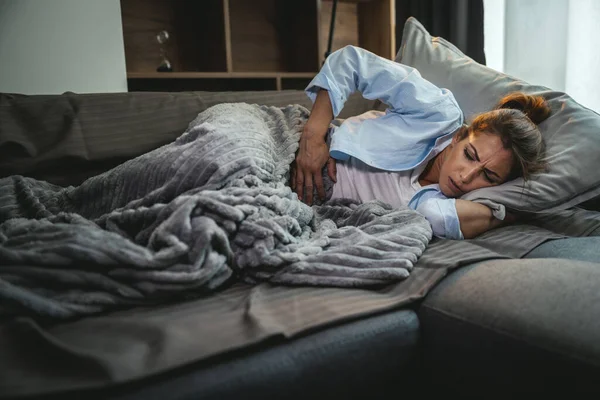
[293,89,334,204]
[304,89,334,141]
[455,199,505,239]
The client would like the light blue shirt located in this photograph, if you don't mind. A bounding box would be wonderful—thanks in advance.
[408,185,463,240]
[305,45,465,240]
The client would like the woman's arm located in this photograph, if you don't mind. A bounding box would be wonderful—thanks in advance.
[455,199,510,239]
[292,89,336,204]
[305,45,455,118]
[410,188,514,240]
[296,46,458,204]
[296,46,461,204]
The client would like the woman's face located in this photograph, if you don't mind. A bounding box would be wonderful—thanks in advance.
[438,131,514,197]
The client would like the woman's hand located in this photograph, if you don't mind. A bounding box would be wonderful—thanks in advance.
[292,130,329,205]
[291,151,337,205]
[291,89,335,205]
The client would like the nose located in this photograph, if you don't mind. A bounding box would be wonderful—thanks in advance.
[460,165,479,184]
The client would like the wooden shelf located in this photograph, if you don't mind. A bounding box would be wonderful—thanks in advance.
[120,0,394,92]
[121,0,228,73]
[127,72,316,79]
[126,72,316,92]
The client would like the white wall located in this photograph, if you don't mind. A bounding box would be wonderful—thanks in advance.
[504,0,569,91]
[0,0,127,94]
[565,0,600,112]
[483,0,505,73]
[485,0,600,112]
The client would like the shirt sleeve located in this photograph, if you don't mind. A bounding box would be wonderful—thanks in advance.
[304,45,457,118]
[409,185,464,240]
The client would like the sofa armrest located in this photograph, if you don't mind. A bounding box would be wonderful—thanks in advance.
[418,258,600,396]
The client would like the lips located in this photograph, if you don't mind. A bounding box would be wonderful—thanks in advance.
[449,177,463,195]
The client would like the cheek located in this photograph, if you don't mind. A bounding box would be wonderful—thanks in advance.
[440,163,450,181]
[441,153,458,176]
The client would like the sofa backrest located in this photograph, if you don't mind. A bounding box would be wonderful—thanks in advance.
[0,90,374,186]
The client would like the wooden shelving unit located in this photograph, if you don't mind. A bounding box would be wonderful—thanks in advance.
[120,0,395,92]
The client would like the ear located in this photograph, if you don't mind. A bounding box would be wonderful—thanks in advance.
[451,132,460,146]
[452,125,468,145]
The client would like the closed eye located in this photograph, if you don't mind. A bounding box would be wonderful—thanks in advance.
[464,148,496,184]
[463,148,474,161]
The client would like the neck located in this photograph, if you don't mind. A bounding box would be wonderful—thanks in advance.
[419,145,448,186]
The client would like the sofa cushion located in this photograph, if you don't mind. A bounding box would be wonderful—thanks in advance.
[525,236,600,261]
[397,17,600,215]
[418,258,600,396]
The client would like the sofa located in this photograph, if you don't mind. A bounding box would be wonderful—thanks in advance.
[4,13,600,397]
[1,87,600,400]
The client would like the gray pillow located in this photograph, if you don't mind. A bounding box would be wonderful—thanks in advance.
[396,17,600,214]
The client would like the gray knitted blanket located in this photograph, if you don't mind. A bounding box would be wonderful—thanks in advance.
[0,103,432,319]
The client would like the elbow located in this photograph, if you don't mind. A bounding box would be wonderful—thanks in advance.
[340,45,360,54]
[333,45,363,61]
[327,45,355,60]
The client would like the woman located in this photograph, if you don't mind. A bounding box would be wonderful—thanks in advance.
[291,46,551,240]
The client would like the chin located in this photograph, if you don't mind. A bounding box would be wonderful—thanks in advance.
[440,186,455,197]
[439,181,455,197]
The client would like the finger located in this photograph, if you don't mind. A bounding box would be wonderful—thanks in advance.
[295,169,304,200]
[314,173,325,201]
[305,174,314,205]
[290,167,296,189]
[327,158,337,182]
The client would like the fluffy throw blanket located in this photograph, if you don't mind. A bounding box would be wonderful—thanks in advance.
[0,103,432,319]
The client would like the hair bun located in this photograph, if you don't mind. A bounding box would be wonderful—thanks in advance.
[496,92,551,125]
